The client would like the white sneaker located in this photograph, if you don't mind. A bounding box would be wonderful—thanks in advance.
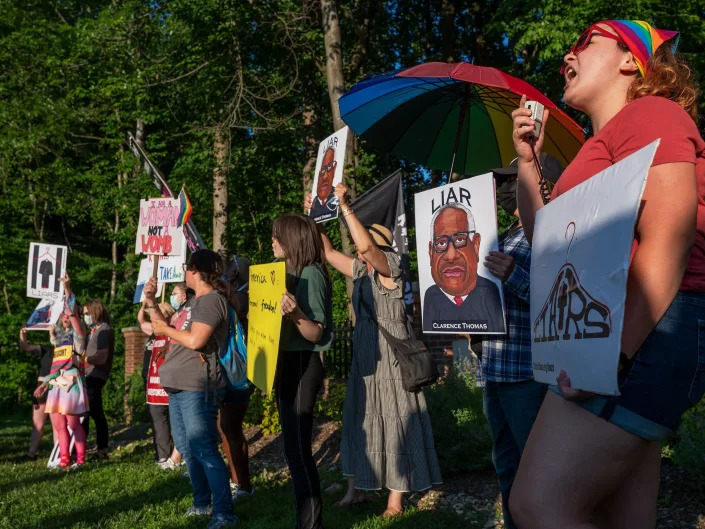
[159,458,179,470]
[185,505,212,517]
[230,483,255,500]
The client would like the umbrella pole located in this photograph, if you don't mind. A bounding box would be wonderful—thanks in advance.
[447,89,469,184]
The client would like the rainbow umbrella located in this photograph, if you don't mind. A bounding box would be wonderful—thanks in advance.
[339,62,585,176]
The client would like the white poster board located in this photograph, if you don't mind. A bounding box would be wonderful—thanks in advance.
[133,254,187,304]
[415,173,506,334]
[26,298,63,330]
[27,243,68,300]
[135,198,184,256]
[530,141,657,395]
[309,127,349,224]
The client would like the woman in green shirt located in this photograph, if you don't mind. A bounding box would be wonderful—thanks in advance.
[272,213,333,529]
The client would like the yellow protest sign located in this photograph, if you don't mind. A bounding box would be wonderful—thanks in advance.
[247,262,286,395]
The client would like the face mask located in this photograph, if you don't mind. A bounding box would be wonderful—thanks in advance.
[170,295,181,310]
[83,315,93,327]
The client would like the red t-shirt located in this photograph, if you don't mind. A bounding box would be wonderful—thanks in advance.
[552,96,705,291]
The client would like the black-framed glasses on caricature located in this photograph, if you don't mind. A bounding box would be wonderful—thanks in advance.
[432,231,475,253]
[320,160,337,173]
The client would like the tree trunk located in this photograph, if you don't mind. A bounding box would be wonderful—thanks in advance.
[213,123,229,257]
[302,101,318,207]
[321,0,356,314]
[440,0,457,64]
[321,0,345,130]
[2,280,11,314]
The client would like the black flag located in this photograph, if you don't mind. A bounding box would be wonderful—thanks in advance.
[346,170,413,314]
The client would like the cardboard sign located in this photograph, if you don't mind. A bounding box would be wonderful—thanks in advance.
[415,173,506,334]
[146,336,169,405]
[26,298,63,330]
[135,198,184,256]
[247,262,286,395]
[133,258,165,304]
[309,127,349,224]
[27,243,68,300]
[133,251,186,304]
[530,141,657,395]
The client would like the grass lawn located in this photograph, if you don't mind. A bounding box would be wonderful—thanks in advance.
[0,410,484,529]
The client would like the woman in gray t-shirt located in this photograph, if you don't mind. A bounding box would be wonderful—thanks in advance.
[149,250,236,529]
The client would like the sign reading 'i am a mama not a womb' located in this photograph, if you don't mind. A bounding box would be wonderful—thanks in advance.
[135,198,184,256]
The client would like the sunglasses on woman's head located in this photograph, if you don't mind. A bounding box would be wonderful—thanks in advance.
[560,24,625,74]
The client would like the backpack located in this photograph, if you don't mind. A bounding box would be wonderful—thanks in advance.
[217,284,251,391]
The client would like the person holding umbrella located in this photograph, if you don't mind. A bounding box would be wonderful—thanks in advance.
[508,20,703,528]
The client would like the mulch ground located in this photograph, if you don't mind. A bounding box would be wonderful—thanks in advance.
[245,420,705,529]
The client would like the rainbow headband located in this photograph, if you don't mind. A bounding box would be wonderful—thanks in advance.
[601,20,680,76]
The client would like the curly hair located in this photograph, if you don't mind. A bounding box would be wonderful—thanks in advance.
[622,43,700,121]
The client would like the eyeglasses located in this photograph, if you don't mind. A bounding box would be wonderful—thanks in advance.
[319,160,337,173]
[560,24,625,74]
[432,231,475,253]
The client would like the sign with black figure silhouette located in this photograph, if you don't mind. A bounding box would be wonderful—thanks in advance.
[309,127,349,224]
[530,141,659,395]
[246,262,286,395]
[26,243,68,300]
[415,173,506,334]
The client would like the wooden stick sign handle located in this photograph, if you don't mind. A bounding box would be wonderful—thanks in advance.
[151,255,160,279]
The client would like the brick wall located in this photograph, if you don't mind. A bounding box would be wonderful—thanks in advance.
[122,326,148,421]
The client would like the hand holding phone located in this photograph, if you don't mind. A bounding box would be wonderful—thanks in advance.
[524,100,545,139]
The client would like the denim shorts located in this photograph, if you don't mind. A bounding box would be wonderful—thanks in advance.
[551,291,705,442]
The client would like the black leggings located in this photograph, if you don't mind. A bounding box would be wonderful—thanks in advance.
[276,350,324,529]
[82,377,109,450]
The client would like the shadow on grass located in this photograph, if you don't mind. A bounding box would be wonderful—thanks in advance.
[21,470,192,529]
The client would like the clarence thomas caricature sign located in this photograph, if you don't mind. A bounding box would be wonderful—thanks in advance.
[415,173,505,334]
[530,141,656,395]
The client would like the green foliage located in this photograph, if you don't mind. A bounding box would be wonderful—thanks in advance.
[126,370,148,425]
[672,398,705,481]
[0,345,37,409]
[425,360,493,474]
[247,389,282,436]
[102,353,126,424]
[315,380,347,423]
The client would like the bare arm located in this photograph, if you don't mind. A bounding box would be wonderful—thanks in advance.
[19,328,41,354]
[281,292,324,343]
[153,319,215,350]
[512,95,551,243]
[143,277,167,324]
[321,232,354,278]
[137,302,154,335]
[621,162,697,356]
[335,183,393,278]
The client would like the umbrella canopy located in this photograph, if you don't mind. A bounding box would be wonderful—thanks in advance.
[339,62,585,175]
